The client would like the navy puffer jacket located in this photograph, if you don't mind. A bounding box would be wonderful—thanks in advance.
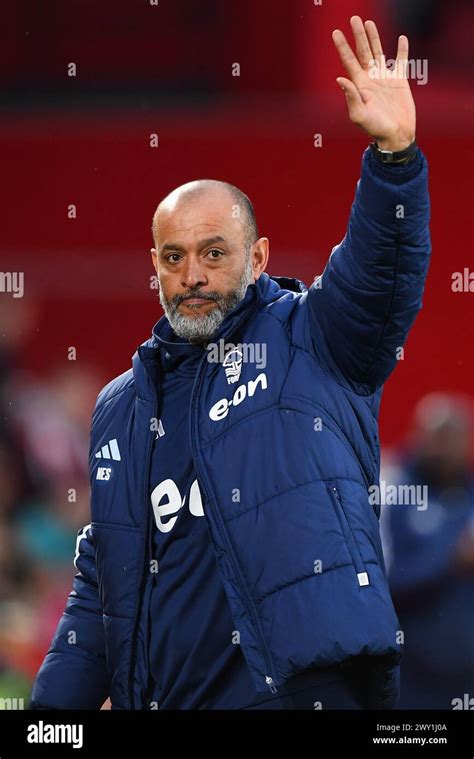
[30,147,431,709]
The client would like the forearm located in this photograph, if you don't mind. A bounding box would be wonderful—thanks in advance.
[30,530,110,710]
[341,145,429,281]
[307,145,430,390]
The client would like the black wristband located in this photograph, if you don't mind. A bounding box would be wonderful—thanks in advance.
[370,139,418,165]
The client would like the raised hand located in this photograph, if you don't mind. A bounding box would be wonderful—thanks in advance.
[332,16,416,152]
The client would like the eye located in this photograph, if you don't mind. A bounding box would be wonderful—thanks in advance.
[207,249,223,259]
[166,253,182,263]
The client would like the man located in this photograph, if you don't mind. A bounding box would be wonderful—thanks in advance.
[30,17,431,710]
[383,394,474,709]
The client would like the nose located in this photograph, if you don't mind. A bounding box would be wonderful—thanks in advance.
[180,256,208,291]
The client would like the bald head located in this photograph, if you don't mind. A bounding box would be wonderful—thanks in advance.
[152,179,258,251]
[149,178,269,344]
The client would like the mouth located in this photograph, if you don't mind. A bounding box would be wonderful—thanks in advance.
[181,298,214,307]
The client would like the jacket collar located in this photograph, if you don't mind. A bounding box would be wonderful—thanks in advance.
[133,272,307,399]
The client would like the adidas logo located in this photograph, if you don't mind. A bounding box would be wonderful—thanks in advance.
[95,438,121,461]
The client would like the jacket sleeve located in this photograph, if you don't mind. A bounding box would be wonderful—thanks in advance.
[305,146,431,394]
[29,396,110,710]
[29,522,110,710]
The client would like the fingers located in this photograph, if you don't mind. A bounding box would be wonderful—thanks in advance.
[332,16,383,77]
[364,19,385,63]
[396,34,409,79]
[336,77,365,124]
[332,29,363,80]
[332,17,410,83]
[396,34,409,62]
[350,15,373,68]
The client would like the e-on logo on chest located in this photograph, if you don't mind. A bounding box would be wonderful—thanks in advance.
[209,372,268,421]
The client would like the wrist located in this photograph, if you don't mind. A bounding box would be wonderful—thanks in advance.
[375,133,416,152]
[370,138,418,165]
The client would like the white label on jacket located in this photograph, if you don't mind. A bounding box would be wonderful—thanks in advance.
[96,466,112,481]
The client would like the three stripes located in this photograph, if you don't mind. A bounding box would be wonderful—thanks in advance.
[95,438,121,461]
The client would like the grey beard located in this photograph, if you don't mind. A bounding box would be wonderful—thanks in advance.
[159,254,254,344]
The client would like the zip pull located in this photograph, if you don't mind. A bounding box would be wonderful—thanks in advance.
[332,485,340,499]
[265,675,277,694]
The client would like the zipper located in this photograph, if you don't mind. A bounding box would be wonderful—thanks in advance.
[127,396,157,709]
[189,338,280,694]
[143,517,156,710]
[327,483,370,588]
[265,676,278,693]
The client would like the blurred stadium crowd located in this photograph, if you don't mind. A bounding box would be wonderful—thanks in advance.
[0,300,100,704]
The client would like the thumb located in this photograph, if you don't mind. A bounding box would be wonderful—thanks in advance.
[336,77,364,122]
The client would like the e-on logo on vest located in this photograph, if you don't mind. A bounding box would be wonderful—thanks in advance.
[209,372,268,421]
